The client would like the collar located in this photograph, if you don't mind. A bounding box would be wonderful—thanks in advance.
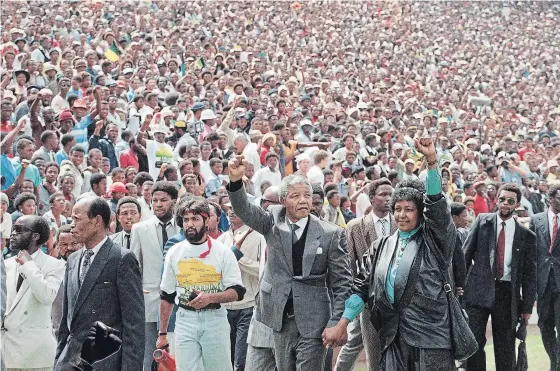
[30,249,40,259]
[286,216,308,230]
[398,222,423,239]
[81,236,107,256]
[497,214,516,228]
[372,212,390,225]
[549,208,560,221]
[154,216,176,227]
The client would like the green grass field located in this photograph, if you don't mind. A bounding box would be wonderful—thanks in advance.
[353,333,549,371]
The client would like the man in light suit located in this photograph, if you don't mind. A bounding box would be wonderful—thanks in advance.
[335,178,394,371]
[463,183,537,371]
[110,197,142,250]
[227,155,352,371]
[130,181,180,370]
[530,184,560,371]
[54,197,145,371]
[3,216,65,371]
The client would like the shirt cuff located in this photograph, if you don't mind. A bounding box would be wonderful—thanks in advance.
[342,294,365,321]
[425,168,442,196]
[231,246,244,261]
[226,179,243,193]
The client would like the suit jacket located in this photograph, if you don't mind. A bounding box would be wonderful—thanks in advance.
[346,213,396,276]
[228,185,352,339]
[130,216,180,322]
[54,239,145,371]
[109,231,130,250]
[353,194,456,351]
[3,250,65,368]
[463,213,537,328]
[529,212,560,302]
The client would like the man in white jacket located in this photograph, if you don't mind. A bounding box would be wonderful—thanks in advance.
[3,215,65,371]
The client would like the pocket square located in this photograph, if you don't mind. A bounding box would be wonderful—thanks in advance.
[316,248,323,255]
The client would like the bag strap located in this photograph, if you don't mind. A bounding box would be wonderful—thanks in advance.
[425,230,454,297]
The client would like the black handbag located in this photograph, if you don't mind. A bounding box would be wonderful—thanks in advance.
[429,232,479,362]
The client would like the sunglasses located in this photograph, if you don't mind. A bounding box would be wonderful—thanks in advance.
[13,224,32,234]
[498,197,517,206]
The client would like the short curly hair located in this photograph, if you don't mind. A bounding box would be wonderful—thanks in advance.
[14,192,37,210]
[390,179,425,214]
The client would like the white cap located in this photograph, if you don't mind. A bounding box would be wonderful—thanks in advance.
[299,119,312,128]
[201,109,217,121]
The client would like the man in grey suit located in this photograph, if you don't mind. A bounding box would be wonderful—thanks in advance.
[54,197,145,371]
[130,181,180,370]
[109,197,142,250]
[530,184,560,371]
[227,155,352,371]
[335,178,395,371]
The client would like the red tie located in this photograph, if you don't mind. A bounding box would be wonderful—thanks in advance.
[551,216,559,255]
[497,222,506,279]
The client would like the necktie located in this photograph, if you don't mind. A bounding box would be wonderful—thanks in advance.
[16,274,24,292]
[80,250,95,285]
[160,222,170,248]
[379,219,387,237]
[551,216,559,255]
[497,222,506,279]
[125,233,131,250]
[291,224,300,245]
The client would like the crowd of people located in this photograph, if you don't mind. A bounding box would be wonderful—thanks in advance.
[1,0,560,370]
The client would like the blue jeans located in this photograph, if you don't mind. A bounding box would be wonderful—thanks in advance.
[227,307,254,371]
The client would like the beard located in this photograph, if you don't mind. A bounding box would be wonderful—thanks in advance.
[499,208,515,220]
[184,225,207,243]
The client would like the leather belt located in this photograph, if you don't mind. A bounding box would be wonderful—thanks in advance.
[179,303,221,312]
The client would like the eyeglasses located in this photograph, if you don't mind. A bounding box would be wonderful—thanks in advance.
[498,197,517,206]
[59,83,70,88]
[13,224,32,234]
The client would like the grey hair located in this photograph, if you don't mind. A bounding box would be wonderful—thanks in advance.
[233,133,249,144]
[279,174,312,201]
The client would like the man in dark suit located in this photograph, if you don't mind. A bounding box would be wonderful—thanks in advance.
[54,197,145,371]
[530,184,560,371]
[227,155,352,371]
[463,183,537,371]
[109,196,142,250]
[335,178,395,371]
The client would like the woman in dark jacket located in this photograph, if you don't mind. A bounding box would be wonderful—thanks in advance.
[323,138,457,371]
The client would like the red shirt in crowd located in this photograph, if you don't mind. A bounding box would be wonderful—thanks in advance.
[473,193,489,216]
[518,147,535,161]
[120,148,139,171]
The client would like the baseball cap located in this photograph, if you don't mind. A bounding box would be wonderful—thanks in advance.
[73,99,88,109]
[109,182,128,194]
[58,110,73,121]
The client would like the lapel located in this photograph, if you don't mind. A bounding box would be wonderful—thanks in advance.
[148,217,164,255]
[7,251,47,315]
[277,209,294,275]
[363,213,375,248]
[376,232,399,309]
[540,213,550,243]
[511,220,523,277]
[71,239,112,323]
[394,234,420,304]
[485,214,498,275]
[302,217,322,277]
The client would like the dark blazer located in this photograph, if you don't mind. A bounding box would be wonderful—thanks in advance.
[529,212,560,302]
[453,228,468,288]
[54,238,145,371]
[353,194,456,352]
[463,213,537,328]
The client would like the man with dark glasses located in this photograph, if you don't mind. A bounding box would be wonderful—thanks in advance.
[2,215,65,370]
[462,183,537,371]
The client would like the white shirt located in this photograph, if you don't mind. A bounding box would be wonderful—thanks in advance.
[548,209,560,241]
[252,167,282,197]
[286,216,308,241]
[372,213,391,238]
[160,238,243,307]
[496,216,515,281]
[79,236,108,278]
[0,212,12,239]
[355,193,372,219]
[307,165,325,188]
